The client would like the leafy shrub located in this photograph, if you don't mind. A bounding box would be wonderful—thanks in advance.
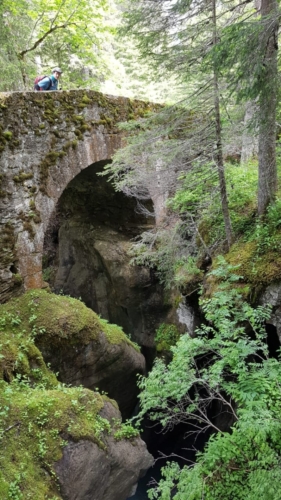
[135,261,280,499]
[113,420,139,441]
[247,198,281,255]
[155,323,180,352]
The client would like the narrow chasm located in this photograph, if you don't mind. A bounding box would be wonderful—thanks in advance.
[43,160,171,353]
[42,160,203,499]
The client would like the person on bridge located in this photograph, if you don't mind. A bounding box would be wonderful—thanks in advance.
[36,67,62,91]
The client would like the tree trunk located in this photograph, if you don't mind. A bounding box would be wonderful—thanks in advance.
[258,0,279,216]
[241,101,258,164]
[212,0,233,249]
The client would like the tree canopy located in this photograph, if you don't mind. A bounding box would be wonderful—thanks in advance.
[102,3,281,496]
[0,0,115,90]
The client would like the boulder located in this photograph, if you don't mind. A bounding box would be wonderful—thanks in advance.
[1,289,146,418]
[38,328,145,419]
[55,402,153,500]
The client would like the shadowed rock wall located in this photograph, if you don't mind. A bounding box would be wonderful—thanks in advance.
[43,160,171,348]
[0,90,158,303]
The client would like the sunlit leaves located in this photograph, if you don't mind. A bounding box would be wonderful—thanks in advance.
[0,0,113,90]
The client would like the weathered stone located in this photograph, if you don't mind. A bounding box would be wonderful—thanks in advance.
[0,91,159,302]
[176,300,200,337]
[53,222,166,348]
[55,403,154,500]
[259,281,281,342]
[0,288,145,418]
[37,329,145,419]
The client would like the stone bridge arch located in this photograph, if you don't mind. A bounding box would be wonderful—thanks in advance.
[18,130,119,292]
[0,90,158,302]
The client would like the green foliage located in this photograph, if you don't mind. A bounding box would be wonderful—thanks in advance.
[209,19,268,102]
[42,266,55,283]
[0,0,115,91]
[113,420,139,441]
[167,162,218,214]
[8,474,24,500]
[194,160,258,247]
[247,198,281,255]
[135,260,281,499]
[155,323,180,353]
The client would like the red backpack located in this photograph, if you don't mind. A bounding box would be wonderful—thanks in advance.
[34,75,52,91]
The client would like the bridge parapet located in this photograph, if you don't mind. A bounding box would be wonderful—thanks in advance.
[0,90,157,302]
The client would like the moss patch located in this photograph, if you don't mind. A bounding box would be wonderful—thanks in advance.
[13,171,33,183]
[203,234,281,301]
[0,289,139,351]
[99,317,140,352]
[0,383,111,499]
[0,223,17,288]
[0,289,136,499]
[0,301,57,385]
[18,208,41,238]
[225,237,281,291]
[155,323,180,353]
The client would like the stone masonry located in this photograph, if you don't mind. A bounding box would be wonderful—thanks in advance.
[0,90,158,303]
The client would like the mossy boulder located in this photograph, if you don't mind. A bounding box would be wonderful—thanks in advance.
[0,383,153,500]
[54,400,153,500]
[0,290,153,499]
[0,289,145,418]
[0,383,106,499]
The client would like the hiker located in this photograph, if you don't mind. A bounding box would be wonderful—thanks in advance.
[34,67,62,91]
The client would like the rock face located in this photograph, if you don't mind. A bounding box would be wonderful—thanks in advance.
[44,161,174,349]
[56,438,152,500]
[17,289,146,419]
[37,329,145,419]
[55,403,153,500]
[259,282,281,342]
[54,222,166,348]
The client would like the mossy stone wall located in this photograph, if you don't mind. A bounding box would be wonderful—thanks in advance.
[0,90,159,303]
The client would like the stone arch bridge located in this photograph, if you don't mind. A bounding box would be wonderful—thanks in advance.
[0,90,159,303]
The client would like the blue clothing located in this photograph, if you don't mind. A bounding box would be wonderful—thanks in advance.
[38,74,58,91]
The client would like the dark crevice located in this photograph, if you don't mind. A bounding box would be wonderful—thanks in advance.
[265,323,280,358]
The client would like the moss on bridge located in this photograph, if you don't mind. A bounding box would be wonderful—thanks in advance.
[0,90,159,150]
[0,90,160,303]
[0,89,160,192]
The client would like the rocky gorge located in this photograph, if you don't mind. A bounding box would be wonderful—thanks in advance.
[0,90,184,499]
[1,89,281,500]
